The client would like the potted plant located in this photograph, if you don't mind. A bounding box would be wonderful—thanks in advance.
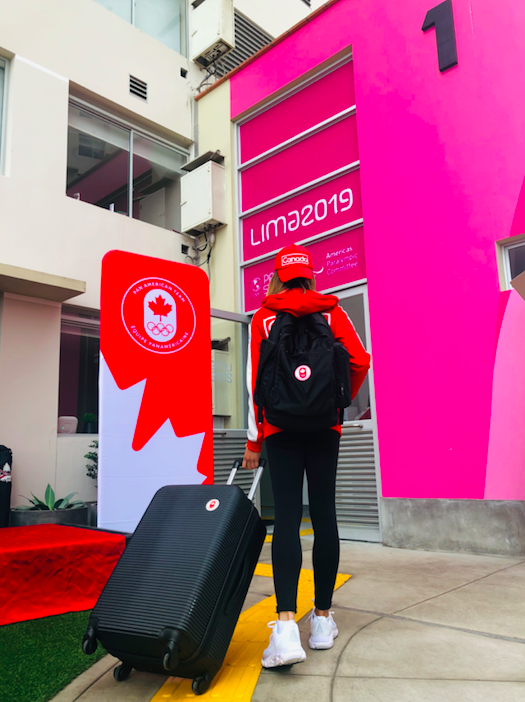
[84,440,98,526]
[82,413,98,434]
[85,440,98,482]
[10,484,88,527]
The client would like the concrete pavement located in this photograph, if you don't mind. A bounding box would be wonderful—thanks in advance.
[52,539,525,702]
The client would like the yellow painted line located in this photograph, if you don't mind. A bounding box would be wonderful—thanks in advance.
[253,563,273,578]
[264,528,314,544]
[151,567,351,702]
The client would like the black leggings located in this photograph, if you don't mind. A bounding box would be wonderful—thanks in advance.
[265,429,340,613]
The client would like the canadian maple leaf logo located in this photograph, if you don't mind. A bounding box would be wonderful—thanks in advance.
[148,295,172,320]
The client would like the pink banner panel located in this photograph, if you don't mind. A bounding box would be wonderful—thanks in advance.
[243,227,366,313]
[242,169,362,263]
[241,116,359,212]
[239,62,355,164]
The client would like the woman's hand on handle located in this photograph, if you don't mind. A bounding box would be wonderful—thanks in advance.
[242,446,261,471]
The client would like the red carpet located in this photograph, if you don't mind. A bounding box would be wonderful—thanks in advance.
[0,524,125,625]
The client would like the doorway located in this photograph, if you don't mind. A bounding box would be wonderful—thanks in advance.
[336,285,381,542]
[258,284,381,542]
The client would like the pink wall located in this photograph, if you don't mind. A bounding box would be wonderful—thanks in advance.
[243,227,366,313]
[239,61,355,163]
[241,169,362,263]
[241,116,358,211]
[230,0,525,500]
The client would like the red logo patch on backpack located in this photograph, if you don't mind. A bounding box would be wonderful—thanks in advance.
[294,365,312,381]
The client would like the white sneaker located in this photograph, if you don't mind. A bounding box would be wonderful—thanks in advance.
[308,608,339,650]
[261,620,307,668]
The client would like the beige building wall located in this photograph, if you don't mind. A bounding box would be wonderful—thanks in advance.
[0,294,61,506]
[234,0,311,37]
[0,52,188,309]
[0,5,196,311]
[197,81,237,311]
[0,1,197,510]
[0,0,199,143]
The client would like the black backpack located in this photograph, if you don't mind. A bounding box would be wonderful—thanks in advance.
[254,312,352,432]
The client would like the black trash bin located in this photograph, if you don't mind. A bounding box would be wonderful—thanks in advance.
[0,445,13,528]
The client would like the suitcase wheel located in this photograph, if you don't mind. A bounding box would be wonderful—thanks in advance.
[82,628,97,655]
[192,675,212,696]
[162,641,180,671]
[114,663,132,682]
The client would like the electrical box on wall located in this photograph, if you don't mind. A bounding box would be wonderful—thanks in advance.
[212,349,232,416]
[181,161,227,233]
[191,0,234,67]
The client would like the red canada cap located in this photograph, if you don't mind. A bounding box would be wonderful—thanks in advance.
[274,244,314,282]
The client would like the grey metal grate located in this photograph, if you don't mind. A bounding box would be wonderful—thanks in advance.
[213,430,252,496]
[336,427,380,541]
[216,10,273,78]
[129,75,147,101]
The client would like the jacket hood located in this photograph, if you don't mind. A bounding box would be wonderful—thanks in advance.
[262,288,339,317]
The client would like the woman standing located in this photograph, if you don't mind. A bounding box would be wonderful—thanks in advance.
[243,243,371,668]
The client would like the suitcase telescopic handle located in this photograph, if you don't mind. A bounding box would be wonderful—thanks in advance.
[227,459,266,501]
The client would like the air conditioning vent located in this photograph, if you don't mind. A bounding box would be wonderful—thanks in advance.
[216,11,272,77]
[129,75,147,101]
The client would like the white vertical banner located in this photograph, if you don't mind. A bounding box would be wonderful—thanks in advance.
[98,251,214,532]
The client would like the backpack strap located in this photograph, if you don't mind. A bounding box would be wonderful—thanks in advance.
[255,313,293,424]
[268,311,295,340]
[307,311,333,335]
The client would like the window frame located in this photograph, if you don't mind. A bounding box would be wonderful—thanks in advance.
[68,98,189,222]
[0,57,8,174]
[94,0,188,56]
[501,237,525,289]
[59,306,101,435]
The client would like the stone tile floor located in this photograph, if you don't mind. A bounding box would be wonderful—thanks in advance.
[53,539,525,702]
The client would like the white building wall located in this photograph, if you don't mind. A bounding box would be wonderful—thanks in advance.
[0,0,199,142]
[0,295,61,506]
[234,0,311,38]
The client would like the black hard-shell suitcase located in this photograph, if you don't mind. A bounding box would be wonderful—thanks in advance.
[82,460,266,695]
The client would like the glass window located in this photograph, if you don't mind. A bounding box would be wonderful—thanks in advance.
[211,317,248,430]
[58,308,100,434]
[93,0,187,56]
[338,293,372,421]
[508,241,525,281]
[0,59,6,168]
[67,105,130,215]
[135,0,187,55]
[93,0,132,22]
[132,134,186,231]
[67,102,188,230]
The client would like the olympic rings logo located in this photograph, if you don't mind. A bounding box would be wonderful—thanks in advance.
[146,322,175,337]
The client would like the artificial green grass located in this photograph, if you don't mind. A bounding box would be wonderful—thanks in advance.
[0,611,107,702]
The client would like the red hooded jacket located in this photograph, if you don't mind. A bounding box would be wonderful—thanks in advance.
[247,288,371,453]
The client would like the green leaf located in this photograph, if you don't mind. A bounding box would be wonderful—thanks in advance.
[67,501,85,509]
[45,484,55,510]
[14,505,33,510]
[31,493,49,509]
[54,498,67,509]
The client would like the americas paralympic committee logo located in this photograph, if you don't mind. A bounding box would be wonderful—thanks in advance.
[121,277,196,354]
